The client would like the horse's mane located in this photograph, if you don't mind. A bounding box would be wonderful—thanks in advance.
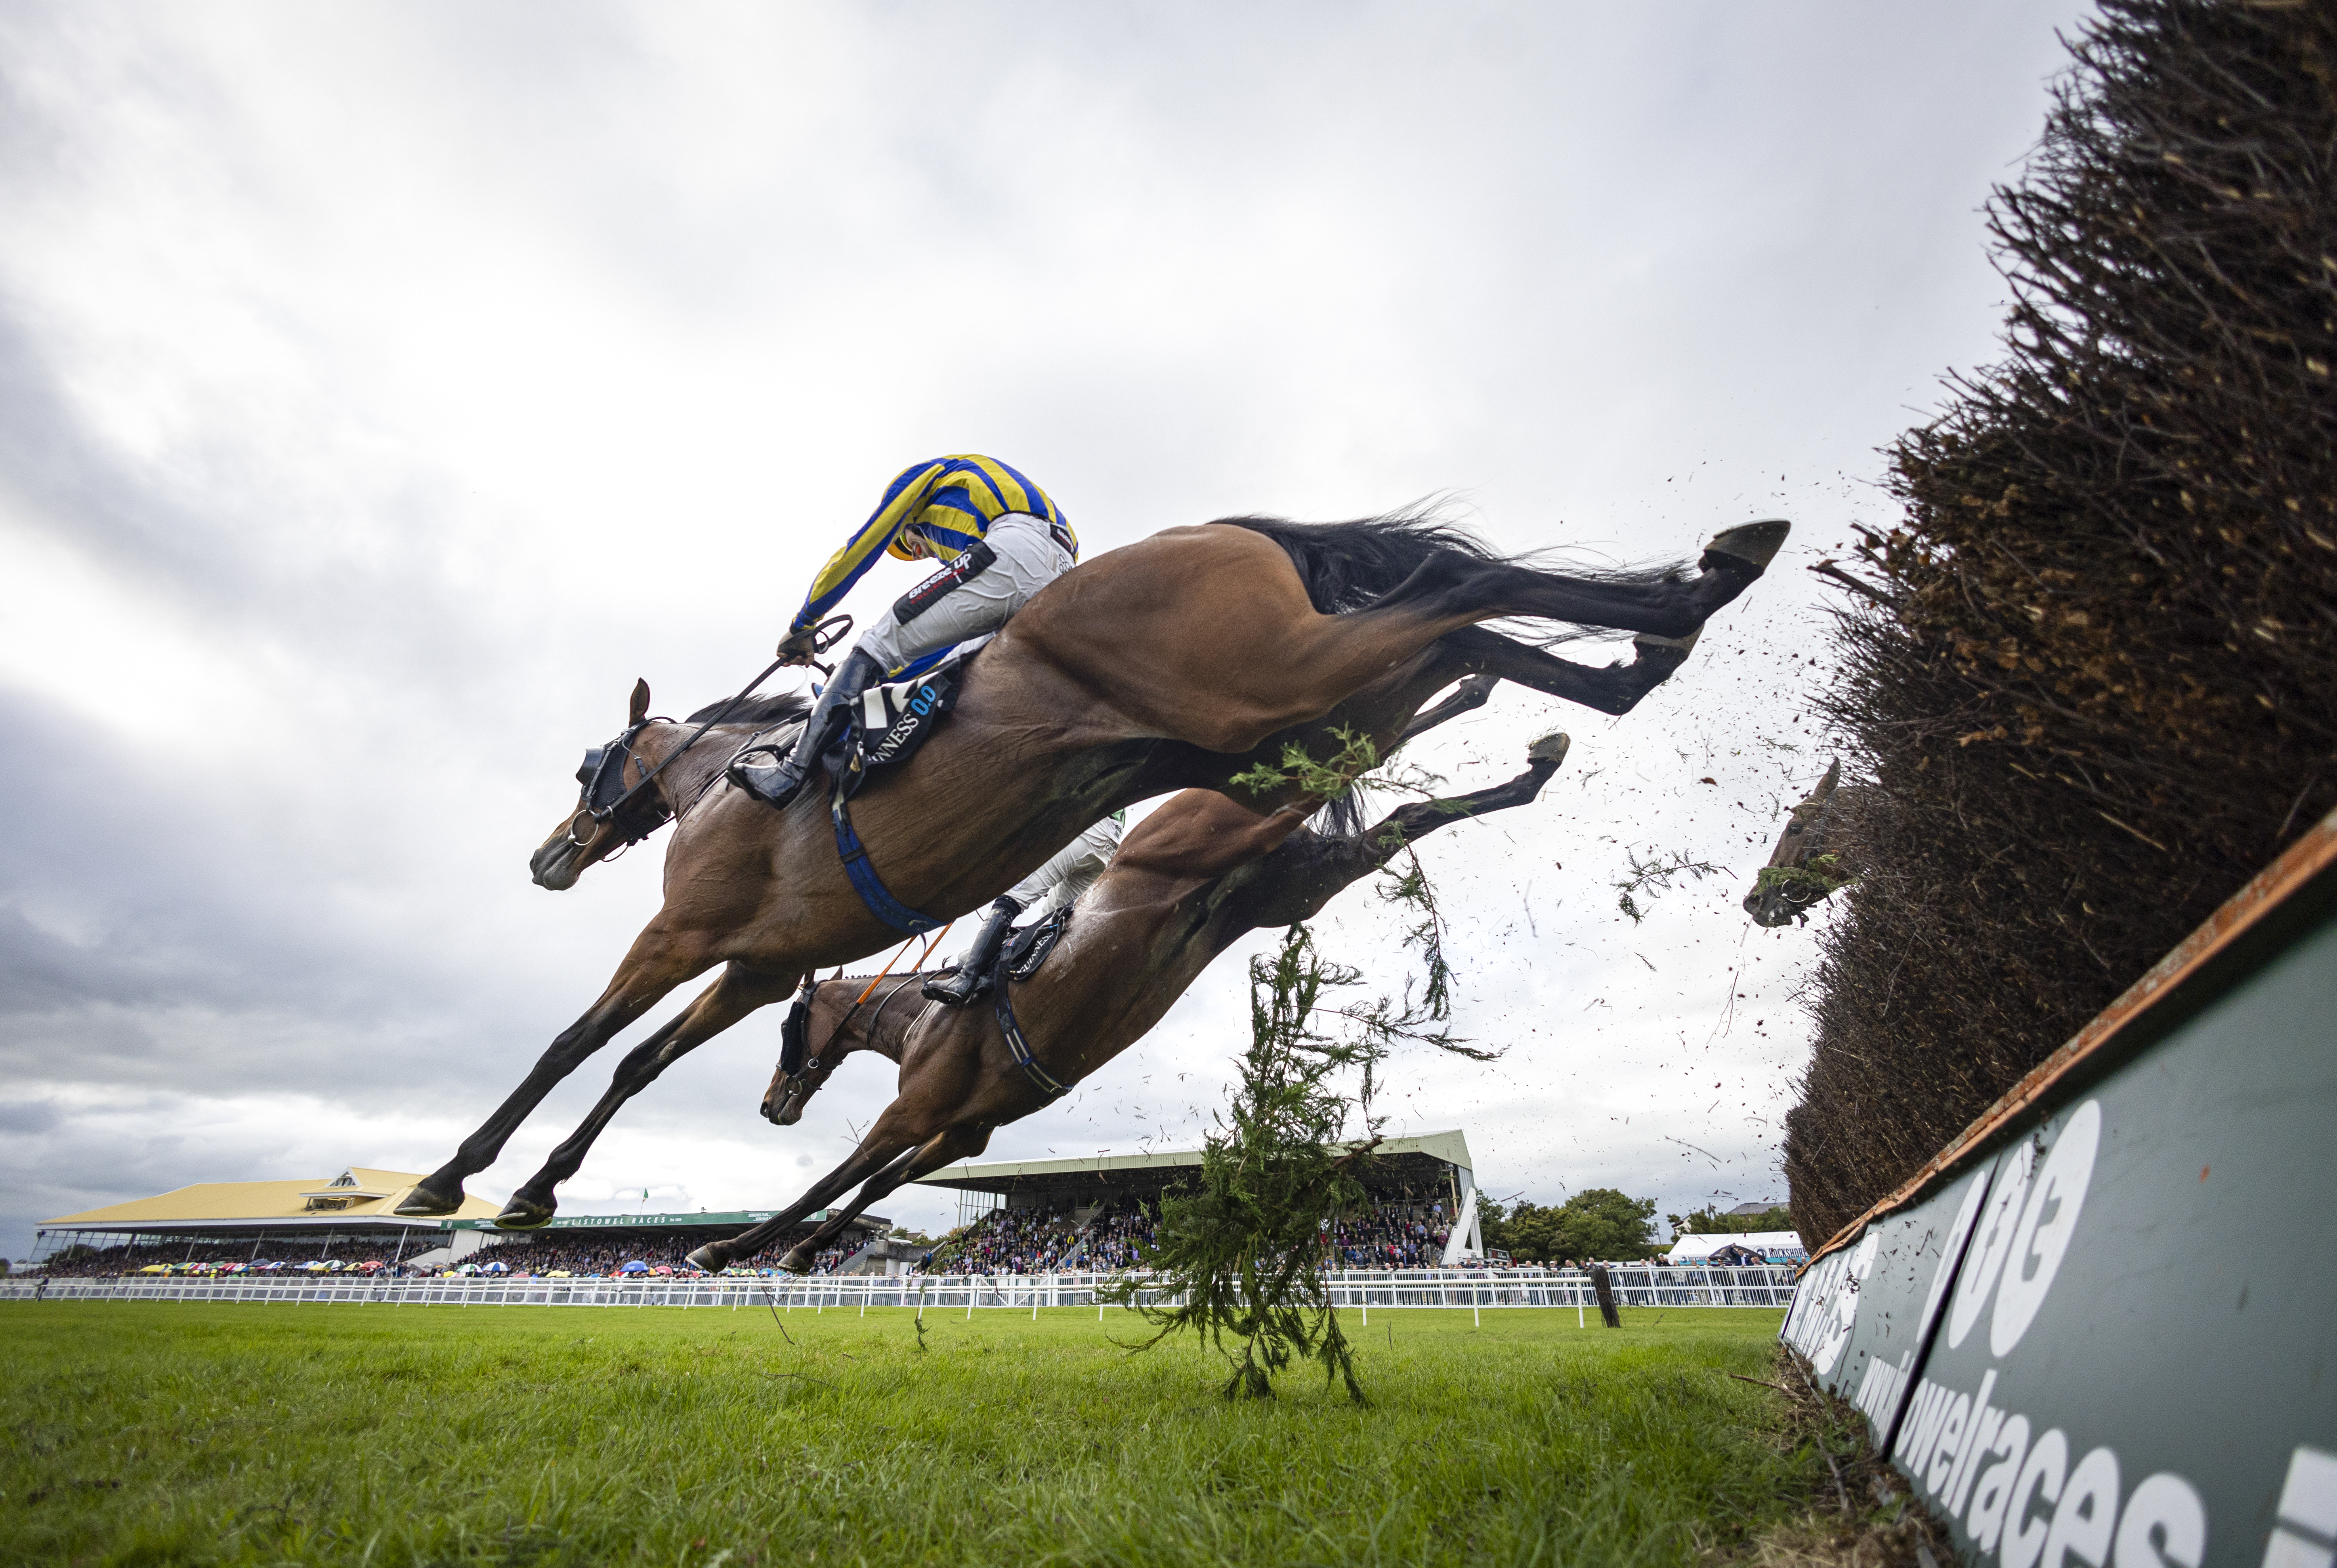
[685,690,813,727]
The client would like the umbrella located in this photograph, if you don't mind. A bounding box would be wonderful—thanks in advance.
[618,1260,651,1274]
[479,1260,509,1274]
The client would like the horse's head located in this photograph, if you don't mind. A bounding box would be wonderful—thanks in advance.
[1744,758,1857,927]
[529,678,674,890]
[760,972,924,1125]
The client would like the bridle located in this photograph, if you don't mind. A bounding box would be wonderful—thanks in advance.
[565,614,853,854]
[776,930,953,1111]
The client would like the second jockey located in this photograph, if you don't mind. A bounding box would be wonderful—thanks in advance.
[922,809,1125,1007]
[730,454,1076,811]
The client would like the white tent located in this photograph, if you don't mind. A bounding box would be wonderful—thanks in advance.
[1664,1230,1806,1263]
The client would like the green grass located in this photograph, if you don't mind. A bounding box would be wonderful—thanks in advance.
[2,1302,1814,1567]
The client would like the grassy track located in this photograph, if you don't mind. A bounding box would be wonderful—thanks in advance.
[2,1302,1813,1567]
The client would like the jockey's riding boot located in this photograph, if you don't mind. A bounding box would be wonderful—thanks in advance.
[923,896,1024,1006]
[729,648,882,809]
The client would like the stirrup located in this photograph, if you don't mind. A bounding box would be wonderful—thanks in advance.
[922,963,990,1007]
[727,746,814,810]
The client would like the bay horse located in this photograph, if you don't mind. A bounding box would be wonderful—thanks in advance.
[689,727,1572,1273]
[490,635,1504,1222]
[399,512,1787,1224]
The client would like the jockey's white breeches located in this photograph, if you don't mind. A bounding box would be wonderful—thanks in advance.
[855,512,1074,676]
[947,813,1124,972]
[1005,813,1124,922]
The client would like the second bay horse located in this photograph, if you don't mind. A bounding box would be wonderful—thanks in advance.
[692,728,1571,1272]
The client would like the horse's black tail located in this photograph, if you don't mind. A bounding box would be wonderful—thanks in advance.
[1216,510,1689,636]
[1213,511,1501,614]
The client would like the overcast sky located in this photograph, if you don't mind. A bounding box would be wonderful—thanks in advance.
[0,0,2093,1259]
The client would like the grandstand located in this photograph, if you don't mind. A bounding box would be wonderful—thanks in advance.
[31,1168,502,1275]
[443,1209,895,1277]
[31,1172,897,1279]
[913,1130,1486,1272]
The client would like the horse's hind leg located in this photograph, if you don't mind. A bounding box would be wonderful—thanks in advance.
[1399,674,1498,741]
[1123,522,1786,753]
[1436,625,1703,718]
[1371,519,1790,642]
[773,1123,993,1274]
[491,962,800,1228]
[684,1120,931,1272]
[393,924,720,1217]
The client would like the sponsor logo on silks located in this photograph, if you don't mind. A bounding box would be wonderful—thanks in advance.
[867,681,943,766]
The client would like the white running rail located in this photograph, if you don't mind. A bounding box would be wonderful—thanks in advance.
[0,1265,1796,1310]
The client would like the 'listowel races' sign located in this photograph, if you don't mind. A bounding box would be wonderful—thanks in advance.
[1783,812,2337,1568]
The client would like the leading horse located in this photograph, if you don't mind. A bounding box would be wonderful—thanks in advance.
[399,512,1788,1223]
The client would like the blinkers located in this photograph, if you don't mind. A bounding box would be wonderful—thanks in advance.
[570,720,674,849]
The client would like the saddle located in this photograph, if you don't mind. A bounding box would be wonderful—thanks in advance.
[998,905,1071,984]
[725,646,975,803]
[921,904,1071,1003]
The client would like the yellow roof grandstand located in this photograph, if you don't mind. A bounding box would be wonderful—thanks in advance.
[42,1168,500,1228]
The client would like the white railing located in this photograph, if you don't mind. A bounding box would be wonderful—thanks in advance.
[0,1265,1795,1310]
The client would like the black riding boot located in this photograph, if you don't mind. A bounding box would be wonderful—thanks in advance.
[923,896,1023,1006]
[729,648,883,809]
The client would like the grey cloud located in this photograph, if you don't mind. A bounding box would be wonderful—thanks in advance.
[0,1100,60,1135]
[0,0,2091,1262]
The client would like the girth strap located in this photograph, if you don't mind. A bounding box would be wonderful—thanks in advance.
[994,977,1071,1101]
[830,773,946,935]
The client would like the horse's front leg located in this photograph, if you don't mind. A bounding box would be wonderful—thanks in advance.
[491,962,801,1228]
[392,923,719,1217]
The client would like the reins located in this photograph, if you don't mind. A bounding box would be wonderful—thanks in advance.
[573,613,853,846]
[800,919,956,1074]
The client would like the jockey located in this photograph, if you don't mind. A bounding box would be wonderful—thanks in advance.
[924,809,1124,1006]
[730,455,1077,811]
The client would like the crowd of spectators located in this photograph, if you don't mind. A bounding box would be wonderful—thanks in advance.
[919,1197,1466,1275]
[461,1228,863,1277]
[1326,1201,1451,1268]
[928,1205,1087,1274]
[32,1226,871,1280]
[32,1203,1749,1281]
[28,1243,425,1280]
[29,1241,426,1278]
[1075,1204,1153,1271]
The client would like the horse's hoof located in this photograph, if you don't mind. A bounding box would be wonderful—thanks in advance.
[777,1248,815,1275]
[1527,732,1571,766]
[393,1180,464,1218]
[1702,518,1791,571]
[685,1243,728,1272]
[494,1195,556,1230]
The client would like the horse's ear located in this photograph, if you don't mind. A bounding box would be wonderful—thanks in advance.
[1815,757,1842,797]
[629,678,651,725]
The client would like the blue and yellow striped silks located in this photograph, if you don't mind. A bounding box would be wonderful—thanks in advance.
[789,455,1074,634]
